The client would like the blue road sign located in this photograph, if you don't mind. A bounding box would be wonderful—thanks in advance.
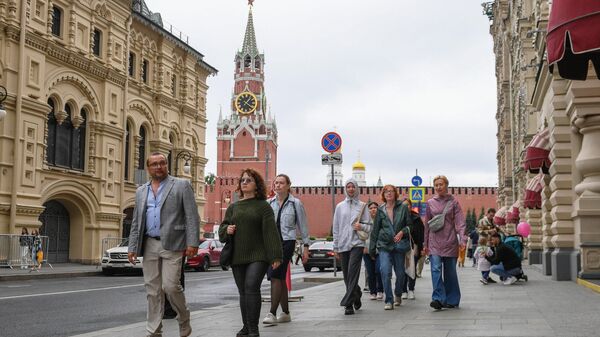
[411,175,423,187]
[321,132,342,153]
[409,187,425,203]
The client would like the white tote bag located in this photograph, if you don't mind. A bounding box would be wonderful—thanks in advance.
[404,231,416,280]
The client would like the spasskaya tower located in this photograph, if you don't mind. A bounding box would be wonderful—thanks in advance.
[215,1,277,186]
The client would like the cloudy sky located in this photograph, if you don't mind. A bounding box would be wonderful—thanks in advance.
[148,0,498,187]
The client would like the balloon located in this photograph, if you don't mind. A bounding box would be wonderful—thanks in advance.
[517,222,531,237]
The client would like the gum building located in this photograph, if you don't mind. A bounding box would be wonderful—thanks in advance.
[0,0,216,264]
[486,0,600,281]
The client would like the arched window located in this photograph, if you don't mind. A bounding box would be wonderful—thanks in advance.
[244,55,251,68]
[137,126,146,170]
[255,58,261,70]
[124,121,131,180]
[46,99,57,164]
[46,101,85,170]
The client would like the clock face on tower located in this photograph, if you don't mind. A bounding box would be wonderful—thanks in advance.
[235,91,258,115]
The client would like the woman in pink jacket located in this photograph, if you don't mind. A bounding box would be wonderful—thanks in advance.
[423,175,466,310]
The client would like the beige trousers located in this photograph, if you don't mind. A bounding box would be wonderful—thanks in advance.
[142,237,191,337]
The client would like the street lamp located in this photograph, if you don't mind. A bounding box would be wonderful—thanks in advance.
[0,85,7,121]
[174,150,193,176]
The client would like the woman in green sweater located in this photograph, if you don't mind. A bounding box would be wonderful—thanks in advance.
[219,169,283,337]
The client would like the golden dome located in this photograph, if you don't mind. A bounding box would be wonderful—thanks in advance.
[352,160,366,170]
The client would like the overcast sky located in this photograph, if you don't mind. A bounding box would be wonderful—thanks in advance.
[147,0,498,187]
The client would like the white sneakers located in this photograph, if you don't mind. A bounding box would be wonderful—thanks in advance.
[384,303,393,310]
[370,293,378,300]
[503,276,517,285]
[401,292,408,300]
[262,313,277,325]
[263,312,291,324]
[277,312,291,323]
[376,292,383,300]
[407,291,415,300]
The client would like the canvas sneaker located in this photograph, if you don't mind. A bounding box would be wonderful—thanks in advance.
[384,303,393,310]
[480,278,488,285]
[370,293,378,300]
[503,276,518,285]
[407,290,415,300]
[262,312,277,325]
[276,312,291,323]
[376,292,383,300]
[401,292,408,300]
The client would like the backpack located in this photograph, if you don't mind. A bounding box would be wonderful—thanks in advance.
[503,235,523,260]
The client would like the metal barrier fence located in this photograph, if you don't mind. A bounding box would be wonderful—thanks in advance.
[97,237,127,268]
[0,234,52,269]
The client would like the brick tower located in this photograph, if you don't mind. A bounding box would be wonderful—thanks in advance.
[216,3,277,187]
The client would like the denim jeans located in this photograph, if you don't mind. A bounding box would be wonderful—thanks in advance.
[379,248,406,304]
[490,262,521,280]
[232,262,269,329]
[481,270,490,280]
[363,254,383,294]
[429,255,461,306]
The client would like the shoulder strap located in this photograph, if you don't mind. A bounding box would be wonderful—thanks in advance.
[290,198,298,225]
[356,202,367,224]
[442,198,454,215]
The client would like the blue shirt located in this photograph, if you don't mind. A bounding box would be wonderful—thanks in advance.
[145,179,167,238]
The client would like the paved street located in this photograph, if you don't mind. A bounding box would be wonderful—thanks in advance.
[66,263,600,337]
[0,265,317,337]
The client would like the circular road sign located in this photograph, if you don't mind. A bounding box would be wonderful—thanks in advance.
[411,175,423,187]
[321,132,342,153]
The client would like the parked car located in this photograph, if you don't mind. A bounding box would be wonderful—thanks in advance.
[101,239,143,275]
[304,241,341,272]
[185,239,227,271]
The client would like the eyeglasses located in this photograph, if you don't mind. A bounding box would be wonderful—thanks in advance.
[149,161,167,168]
[240,177,255,184]
[384,189,395,194]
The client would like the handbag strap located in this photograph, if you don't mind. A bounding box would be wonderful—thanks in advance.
[354,202,367,225]
[441,198,453,216]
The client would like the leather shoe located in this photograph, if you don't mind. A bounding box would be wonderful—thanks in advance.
[430,300,443,310]
[344,306,355,315]
[353,297,362,310]
[236,325,249,337]
[443,303,458,309]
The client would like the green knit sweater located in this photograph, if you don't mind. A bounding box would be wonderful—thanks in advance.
[218,198,283,265]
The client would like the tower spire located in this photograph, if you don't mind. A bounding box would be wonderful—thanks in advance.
[241,4,259,56]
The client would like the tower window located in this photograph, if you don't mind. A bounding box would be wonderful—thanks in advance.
[51,6,62,37]
[255,59,261,70]
[244,55,251,68]
[92,28,102,57]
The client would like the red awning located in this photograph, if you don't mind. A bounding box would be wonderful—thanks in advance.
[524,173,545,209]
[547,0,600,80]
[523,128,551,174]
[506,201,520,224]
[493,206,508,226]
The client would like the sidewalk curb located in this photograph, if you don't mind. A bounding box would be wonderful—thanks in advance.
[0,270,102,282]
[577,278,600,294]
[302,276,343,283]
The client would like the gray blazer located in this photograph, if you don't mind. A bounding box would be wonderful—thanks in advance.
[128,175,200,256]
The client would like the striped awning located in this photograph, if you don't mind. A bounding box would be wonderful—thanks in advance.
[523,129,551,174]
[506,201,521,224]
[493,206,508,226]
[524,173,545,209]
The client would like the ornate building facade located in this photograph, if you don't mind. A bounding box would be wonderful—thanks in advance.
[0,0,216,263]
[487,0,600,281]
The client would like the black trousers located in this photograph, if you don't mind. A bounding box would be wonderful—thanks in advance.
[339,247,363,308]
[232,261,269,328]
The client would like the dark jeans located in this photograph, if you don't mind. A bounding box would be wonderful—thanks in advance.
[232,261,269,329]
[339,247,363,308]
[363,253,383,294]
[401,254,419,292]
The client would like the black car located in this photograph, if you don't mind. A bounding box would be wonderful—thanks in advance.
[304,241,341,272]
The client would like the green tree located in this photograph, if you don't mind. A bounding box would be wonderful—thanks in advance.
[478,206,485,221]
[204,172,216,186]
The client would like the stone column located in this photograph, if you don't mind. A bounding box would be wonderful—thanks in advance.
[548,79,576,281]
[541,174,553,275]
[567,78,600,280]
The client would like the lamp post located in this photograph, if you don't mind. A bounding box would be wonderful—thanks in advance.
[0,85,7,121]
[174,150,193,176]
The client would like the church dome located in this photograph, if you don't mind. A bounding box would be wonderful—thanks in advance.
[352,160,366,170]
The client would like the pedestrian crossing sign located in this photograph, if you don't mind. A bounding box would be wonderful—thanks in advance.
[409,187,425,203]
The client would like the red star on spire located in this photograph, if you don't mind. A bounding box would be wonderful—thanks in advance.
[248,0,254,6]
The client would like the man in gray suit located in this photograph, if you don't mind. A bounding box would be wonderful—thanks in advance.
[128,152,200,337]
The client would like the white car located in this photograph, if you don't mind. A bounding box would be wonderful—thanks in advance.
[101,239,143,275]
